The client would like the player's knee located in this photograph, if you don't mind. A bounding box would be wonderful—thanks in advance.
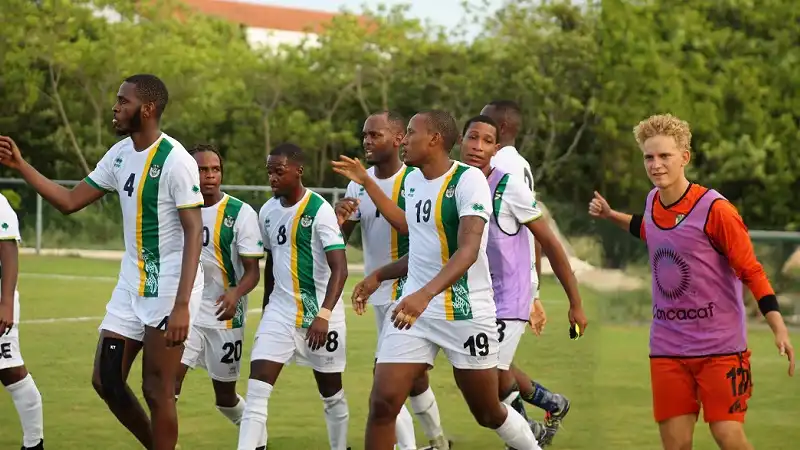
[709,421,748,449]
[409,370,430,396]
[141,369,171,407]
[368,391,403,424]
[471,403,506,429]
[96,337,130,406]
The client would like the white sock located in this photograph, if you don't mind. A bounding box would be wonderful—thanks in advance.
[218,394,246,425]
[495,403,541,450]
[321,389,350,450]
[6,374,44,448]
[395,404,417,450]
[409,387,444,440]
[237,379,272,450]
[502,391,518,406]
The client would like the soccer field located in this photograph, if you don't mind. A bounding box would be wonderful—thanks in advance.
[1,255,798,449]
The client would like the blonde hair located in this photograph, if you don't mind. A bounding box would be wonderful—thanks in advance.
[633,114,692,152]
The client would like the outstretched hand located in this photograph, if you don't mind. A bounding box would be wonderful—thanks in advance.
[0,136,24,170]
[331,156,370,185]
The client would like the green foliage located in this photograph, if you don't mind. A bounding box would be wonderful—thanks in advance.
[1,0,798,262]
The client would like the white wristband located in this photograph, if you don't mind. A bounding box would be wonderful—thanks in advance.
[533,290,540,300]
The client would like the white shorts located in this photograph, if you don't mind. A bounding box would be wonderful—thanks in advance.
[373,303,393,356]
[1,291,24,371]
[496,319,527,371]
[250,310,346,373]
[99,287,202,342]
[182,326,245,382]
[376,313,499,370]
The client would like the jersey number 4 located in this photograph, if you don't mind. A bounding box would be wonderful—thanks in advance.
[123,173,136,197]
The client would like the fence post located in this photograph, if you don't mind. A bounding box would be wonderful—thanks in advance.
[35,194,42,255]
[332,188,340,205]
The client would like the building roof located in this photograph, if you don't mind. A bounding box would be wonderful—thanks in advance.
[179,0,361,34]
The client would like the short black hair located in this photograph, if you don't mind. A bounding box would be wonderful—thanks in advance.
[270,143,305,166]
[419,110,459,151]
[124,74,169,118]
[369,110,405,133]
[189,144,223,172]
[462,115,499,139]
[486,100,522,127]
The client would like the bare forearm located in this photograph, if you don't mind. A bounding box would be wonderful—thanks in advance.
[364,177,408,234]
[175,223,202,306]
[421,247,477,299]
[262,258,274,309]
[232,263,261,298]
[340,220,356,243]
[375,254,409,282]
[765,311,789,335]
[321,265,348,311]
[0,242,18,306]
[608,210,634,232]
[540,239,582,308]
[19,161,82,214]
[535,241,542,283]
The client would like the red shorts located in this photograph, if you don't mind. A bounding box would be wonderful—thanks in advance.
[649,350,753,423]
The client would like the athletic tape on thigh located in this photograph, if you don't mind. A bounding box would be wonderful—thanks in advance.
[100,337,130,406]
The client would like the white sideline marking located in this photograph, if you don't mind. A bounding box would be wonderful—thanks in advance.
[21,272,117,282]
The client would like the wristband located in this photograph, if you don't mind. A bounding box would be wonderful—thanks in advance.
[317,307,332,321]
[758,294,780,316]
[533,289,540,300]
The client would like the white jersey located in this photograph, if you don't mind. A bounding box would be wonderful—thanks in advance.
[491,146,534,191]
[196,193,263,329]
[0,194,21,316]
[402,161,494,321]
[259,190,347,328]
[85,133,204,298]
[490,145,538,288]
[344,165,415,306]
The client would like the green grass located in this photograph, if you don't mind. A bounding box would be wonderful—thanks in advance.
[1,255,799,449]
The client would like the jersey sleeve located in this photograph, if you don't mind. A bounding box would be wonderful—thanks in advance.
[316,204,346,252]
[167,153,204,210]
[344,181,361,222]
[503,176,543,224]
[236,204,265,259]
[0,197,21,242]
[84,149,118,192]
[258,203,271,253]
[705,200,775,301]
[456,167,492,222]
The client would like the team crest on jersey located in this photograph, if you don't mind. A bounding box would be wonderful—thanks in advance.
[445,185,455,198]
[223,215,235,228]
[149,164,162,178]
[300,215,313,227]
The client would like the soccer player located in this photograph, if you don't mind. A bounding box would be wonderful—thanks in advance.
[352,110,543,450]
[174,145,263,427]
[481,100,573,439]
[459,114,588,447]
[588,113,795,450]
[238,143,350,450]
[0,193,44,450]
[332,111,450,450]
[0,74,204,450]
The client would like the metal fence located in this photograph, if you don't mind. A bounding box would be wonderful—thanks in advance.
[0,177,346,254]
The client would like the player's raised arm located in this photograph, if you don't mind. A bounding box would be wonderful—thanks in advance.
[332,156,409,234]
[0,136,106,214]
[335,182,361,241]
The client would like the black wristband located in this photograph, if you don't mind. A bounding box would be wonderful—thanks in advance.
[758,294,780,316]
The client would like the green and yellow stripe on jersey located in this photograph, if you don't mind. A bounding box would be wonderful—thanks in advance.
[290,192,325,328]
[212,195,245,328]
[434,163,472,320]
[390,166,414,301]
[136,138,173,298]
